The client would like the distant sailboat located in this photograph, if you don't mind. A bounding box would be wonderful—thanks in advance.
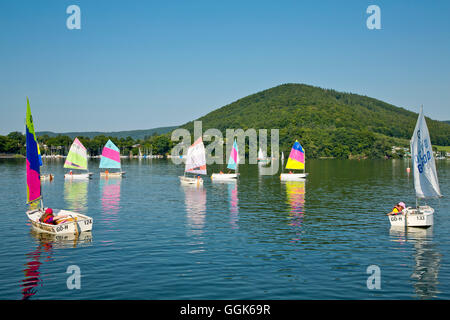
[280,140,308,181]
[179,137,207,186]
[64,138,92,179]
[211,139,239,180]
[25,98,93,234]
[389,107,442,228]
[99,139,126,177]
[257,147,270,164]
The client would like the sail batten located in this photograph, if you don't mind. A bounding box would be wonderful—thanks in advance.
[26,98,42,203]
[185,137,207,175]
[100,140,121,169]
[285,140,305,170]
[411,107,442,199]
[64,138,88,170]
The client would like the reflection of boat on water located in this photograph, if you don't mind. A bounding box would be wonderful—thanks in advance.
[64,179,88,214]
[284,180,306,242]
[100,178,121,232]
[228,182,239,229]
[182,185,207,235]
[21,230,92,299]
[389,227,441,299]
[30,229,93,249]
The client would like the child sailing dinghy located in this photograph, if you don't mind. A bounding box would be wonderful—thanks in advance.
[179,137,207,186]
[99,139,126,177]
[211,139,239,180]
[64,138,92,179]
[280,140,308,181]
[25,99,93,235]
[388,107,442,228]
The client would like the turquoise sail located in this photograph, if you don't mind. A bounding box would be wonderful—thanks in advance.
[99,140,121,169]
[227,139,239,170]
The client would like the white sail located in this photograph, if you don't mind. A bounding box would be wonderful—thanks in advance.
[185,137,207,175]
[258,148,265,160]
[410,107,442,199]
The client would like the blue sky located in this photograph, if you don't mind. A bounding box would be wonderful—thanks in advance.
[1,0,449,134]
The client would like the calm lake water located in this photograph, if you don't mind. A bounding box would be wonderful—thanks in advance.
[0,158,449,300]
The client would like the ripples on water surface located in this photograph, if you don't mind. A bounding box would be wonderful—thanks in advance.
[0,158,448,299]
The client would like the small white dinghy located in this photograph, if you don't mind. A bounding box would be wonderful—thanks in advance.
[388,106,442,228]
[99,139,126,177]
[211,138,240,181]
[179,137,207,186]
[280,140,309,181]
[64,138,93,179]
[25,100,93,235]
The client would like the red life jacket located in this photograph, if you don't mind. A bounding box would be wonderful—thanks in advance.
[42,214,54,224]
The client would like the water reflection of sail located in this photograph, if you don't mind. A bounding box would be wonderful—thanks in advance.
[21,241,49,299]
[21,230,92,299]
[100,178,121,233]
[64,179,88,214]
[285,180,305,242]
[228,182,239,229]
[183,186,207,236]
[389,227,441,299]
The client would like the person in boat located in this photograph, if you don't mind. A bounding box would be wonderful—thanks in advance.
[40,208,69,225]
[105,169,109,175]
[69,170,73,175]
[387,202,406,215]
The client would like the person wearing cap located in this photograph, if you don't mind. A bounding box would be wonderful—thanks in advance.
[387,202,406,215]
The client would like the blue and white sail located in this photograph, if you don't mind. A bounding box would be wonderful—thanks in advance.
[410,107,442,199]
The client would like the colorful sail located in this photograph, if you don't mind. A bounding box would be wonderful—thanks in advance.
[411,107,442,199]
[285,140,305,170]
[99,139,121,169]
[64,138,88,170]
[227,139,239,170]
[185,137,207,175]
[26,98,42,203]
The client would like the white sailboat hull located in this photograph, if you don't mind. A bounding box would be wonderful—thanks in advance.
[100,171,126,178]
[179,176,204,186]
[64,172,92,180]
[280,173,308,181]
[26,209,94,234]
[211,173,239,180]
[388,206,434,228]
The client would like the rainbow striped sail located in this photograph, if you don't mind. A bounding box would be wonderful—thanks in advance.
[100,140,121,169]
[285,140,305,170]
[26,98,42,204]
[227,139,239,171]
[64,138,88,170]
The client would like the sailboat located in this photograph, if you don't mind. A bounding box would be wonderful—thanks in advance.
[257,147,270,164]
[389,107,442,228]
[64,138,92,179]
[99,139,126,177]
[211,139,239,180]
[179,137,207,186]
[25,99,94,235]
[280,140,308,181]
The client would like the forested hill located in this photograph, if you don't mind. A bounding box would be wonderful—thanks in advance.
[182,83,450,159]
[37,126,177,140]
